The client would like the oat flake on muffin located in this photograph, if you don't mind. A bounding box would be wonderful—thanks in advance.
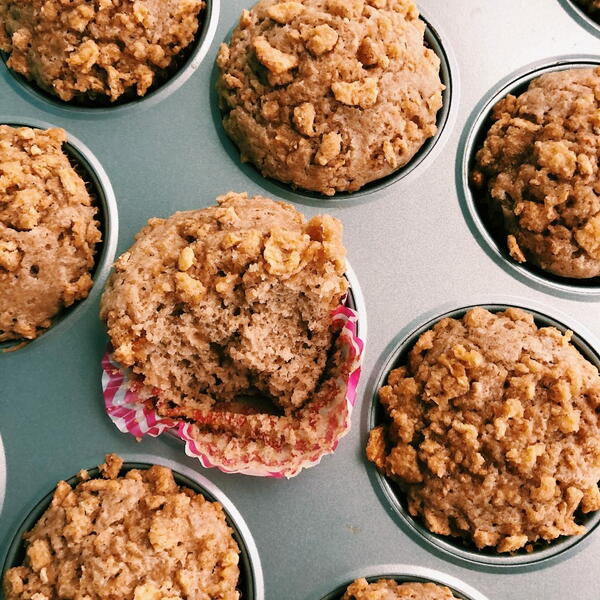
[217,0,444,196]
[0,126,101,341]
[0,0,205,102]
[472,67,600,279]
[342,578,455,600]
[367,307,600,553]
[2,454,241,600]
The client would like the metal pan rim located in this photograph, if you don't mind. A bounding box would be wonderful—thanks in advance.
[559,0,600,37]
[458,54,600,300]
[214,5,460,206]
[0,453,264,600]
[0,0,220,115]
[365,297,600,571]
[314,563,489,600]
[0,116,118,353]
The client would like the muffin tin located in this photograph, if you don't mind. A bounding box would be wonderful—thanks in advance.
[1,1,600,599]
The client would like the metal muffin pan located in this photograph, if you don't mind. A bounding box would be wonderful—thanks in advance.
[316,564,490,600]
[366,301,600,571]
[0,116,118,352]
[212,7,459,206]
[458,55,600,300]
[559,0,600,38]
[1,454,264,600]
[1,1,600,599]
[0,0,220,114]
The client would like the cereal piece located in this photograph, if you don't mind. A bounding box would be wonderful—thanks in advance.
[267,1,304,23]
[305,24,338,55]
[2,455,240,600]
[473,68,600,278]
[253,36,298,73]
[293,102,316,136]
[367,307,600,552]
[0,126,100,342]
[535,141,577,179]
[575,215,600,260]
[315,132,342,165]
[0,0,205,102]
[341,578,455,600]
[331,77,379,108]
[217,0,443,195]
[177,246,195,271]
[327,0,365,18]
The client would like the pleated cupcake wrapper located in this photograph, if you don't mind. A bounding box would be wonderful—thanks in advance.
[102,303,364,478]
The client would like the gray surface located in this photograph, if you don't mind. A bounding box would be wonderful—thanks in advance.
[1,1,600,600]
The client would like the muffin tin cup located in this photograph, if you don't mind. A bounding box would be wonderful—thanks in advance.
[213,6,460,206]
[315,564,489,600]
[559,0,600,37]
[0,117,118,353]
[101,262,366,478]
[457,54,600,301]
[0,0,220,115]
[1,454,265,600]
[365,297,600,572]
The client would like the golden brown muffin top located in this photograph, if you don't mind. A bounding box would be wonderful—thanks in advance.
[3,454,241,600]
[368,307,600,553]
[0,126,100,341]
[217,0,443,195]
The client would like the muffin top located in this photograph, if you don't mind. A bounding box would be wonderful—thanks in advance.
[0,126,100,341]
[3,454,241,600]
[100,192,347,413]
[0,0,204,102]
[342,578,455,600]
[367,307,600,553]
[217,0,443,196]
[472,67,600,279]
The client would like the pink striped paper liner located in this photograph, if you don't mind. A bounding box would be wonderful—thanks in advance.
[102,303,364,478]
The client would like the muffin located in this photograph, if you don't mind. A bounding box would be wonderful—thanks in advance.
[0,0,205,103]
[575,0,600,22]
[471,67,600,279]
[0,126,101,342]
[367,307,600,553]
[3,454,241,600]
[100,192,360,476]
[217,0,444,196]
[101,191,347,411]
[342,579,455,600]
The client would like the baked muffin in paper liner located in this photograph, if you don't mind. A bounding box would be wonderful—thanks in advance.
[102,303,363,478]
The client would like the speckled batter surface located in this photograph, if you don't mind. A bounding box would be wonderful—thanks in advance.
[217,0,443,195]
[342,579,455,600]
[0,126,100,341]
[0,0,204,102]
[101,192,347,412]
[367,307,600,553]
[472,67,600,279]
[2,454,241,600]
